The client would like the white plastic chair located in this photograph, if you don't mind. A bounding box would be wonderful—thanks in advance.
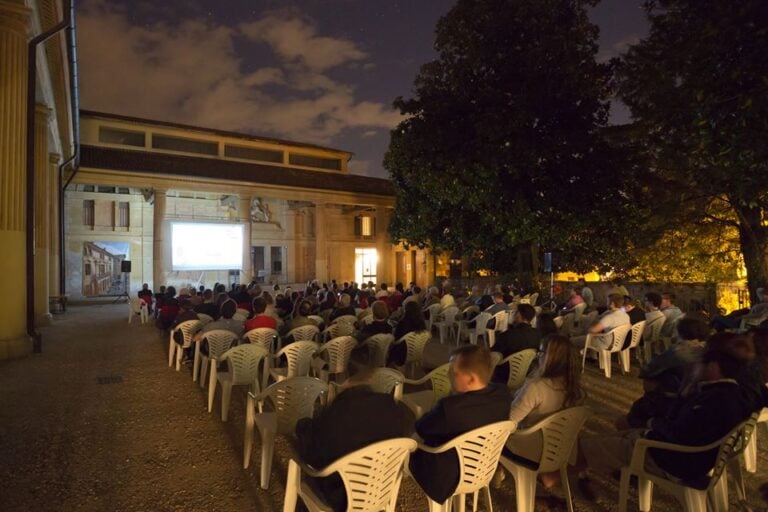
[500,407,590,512]
[313,335,357,383]
[268,340,319,387]
[618,416,755,512]
[198,329,238,389]
[364,333,395,367]
[642,316,667,363]
[321,321,355,343]
[434,306,460,345]
[168,320,202,370]
[581,323,633,378]
[498,349,537,390]
[194,329,237,384]
[401,363,451,419]
[744,407,768,473]
[467,312,492,346]
[243,327,278,352]
[486,311,509,349]
[307,315,325,328]
[399,330,432,378]
[418,420,515,512]
[424,303,443,332]
[285,325,320,347]
[284,438,417,512]
[128,298,148,324]
[620,320,647,373]
[197,313,214,325]
[328,367,405,404]
[244,376,327,488]
[208,343,269,421]
[234,308,250,320]
[528,293,539,306]
[332,314,358,327]
[457,305,480,342]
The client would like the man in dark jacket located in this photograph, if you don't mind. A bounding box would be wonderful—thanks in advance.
[410,345,512,504]
[295,364,411,512]
[491,304,542,384]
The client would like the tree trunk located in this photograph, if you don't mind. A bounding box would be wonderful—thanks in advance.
[735,205,768,306]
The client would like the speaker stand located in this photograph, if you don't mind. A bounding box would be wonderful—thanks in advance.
[112,272,131,304]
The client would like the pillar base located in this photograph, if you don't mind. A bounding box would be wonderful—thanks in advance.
[0,334,33,360]
[35,313,52,327]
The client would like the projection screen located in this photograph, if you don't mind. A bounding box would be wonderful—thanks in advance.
[171,222,244,271]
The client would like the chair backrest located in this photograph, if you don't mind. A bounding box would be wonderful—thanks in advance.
[573,302,587,322]
[317,438,417,512]
[462,305,480,319]
[276,341,319,378]
[425,303,442,320]
[644,315,666,343]
[473,312,493,331]
[403,330,432,366]
[627,320,647,350]
[332,314,358,326]
[320,336,357,374]
[324,321,355,339]
[197,313,214,325]
[527,406,591,473]
[439,420,515,496]
[364,334,395,367]
[490,310,508,332]
[244,327,278,351]
[308,315,325,327]
[427,363,452,400]
[236,307,250,317]
[174,320,202,346]
[528,293,539,306]
[130,298,144,314]
[204,329,239,360]
[262,376,327,434]
[708,414,759,490]
[502,349,538,389]
[605,323,633,352]
[490,351,503,368]
[222,344,269,386]
[369,368,405,400]
[288,324,320,342]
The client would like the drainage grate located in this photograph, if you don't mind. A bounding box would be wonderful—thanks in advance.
[96,375,124,385]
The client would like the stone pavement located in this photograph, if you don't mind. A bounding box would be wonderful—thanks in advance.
[0,304,765,511]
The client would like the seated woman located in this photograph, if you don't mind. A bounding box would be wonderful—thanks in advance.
[156,286,179,330]
[389,301,427,366]
[504,334,584,486]
[357,300,392,342]
[244,296,277,332]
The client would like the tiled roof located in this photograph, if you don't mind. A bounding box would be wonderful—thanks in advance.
[79,145,395,196]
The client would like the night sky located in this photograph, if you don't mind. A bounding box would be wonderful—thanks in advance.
[77,0,648,179]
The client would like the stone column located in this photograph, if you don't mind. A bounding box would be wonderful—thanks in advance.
[283,201,298,284]
[239,196,252,283]
[152,188,167,289]
[48,153,61,298]
[34,104,51,325]
[375,208,390,285]
[314,202,327,282]
[0,2,31,359]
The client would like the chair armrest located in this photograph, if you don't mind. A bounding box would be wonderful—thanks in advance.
[402,374,431,386]
[416,442,450,455]
[634,437,724,453]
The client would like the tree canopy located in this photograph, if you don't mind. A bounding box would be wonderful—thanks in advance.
[385,0,647,277]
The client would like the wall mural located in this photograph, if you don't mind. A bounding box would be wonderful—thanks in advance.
[82,241,129,297]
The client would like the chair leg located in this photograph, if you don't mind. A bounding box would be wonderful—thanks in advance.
[260,427,276,489]
[283,459,300,512]
[244,395,254,468]
[175,344,183,371]
[745,427,758,473]
[221,383,232,422]
[682,489,707,511]
[560,467,574,512]
[207,365,218,413]
[168,334,175,367]
[512,467,537,512]
[618,468,631,512]
[483,486,493,512]
[192,341,201,382]
[638,478,653,512]
[620,350,631,374]
[708,470,729,511]
[199,356,209,389]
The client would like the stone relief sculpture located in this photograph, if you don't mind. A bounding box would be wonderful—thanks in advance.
[251,198,281,229]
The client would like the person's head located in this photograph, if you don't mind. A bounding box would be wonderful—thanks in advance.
[413,286,422,296]
[252,297,267,315]
[661,292,676,308]
[449,344,492,393]
[262,292,274,305]
[202,289,213,301]
[607,293,624,310]
[179,299,193,311]
[372,300,389,321]
[536,312,559,336]
[701,346,748,381]
[677,317,709,342]
[159,285,166,293]
[220,299,237,319]
[380,283,388,292]
[188,288,197,297]
[577,277,586,286]
[493,291,504,303]
[623,295,635,310]
[199,285,205,293]
[297,300,312,317]
[569,286,580,297]
[535,334,584,407]
[470,285,480,296]
[644,292,662,310]
[339,293,351,308]
[515,304,536,324]
[142,283,149,290]
[166,286,176,297]
[395,282,404,294]
[403,301,426,328]
[707,332,755,362]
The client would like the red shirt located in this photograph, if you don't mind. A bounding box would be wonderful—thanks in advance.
[245,314,277,332]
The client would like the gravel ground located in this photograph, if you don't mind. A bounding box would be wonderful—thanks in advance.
[0,304,765,511]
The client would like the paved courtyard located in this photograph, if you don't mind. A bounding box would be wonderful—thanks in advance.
[1,304,765,511]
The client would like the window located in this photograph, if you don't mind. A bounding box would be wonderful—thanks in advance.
[271,246,283,273]
[83,200,94,226]
[84,263,92,276]
[288,153,342,171]
[99,127,146,147]
[97,186,116,193]
[224,144,283,163]
[152,134,218,155]
[118,202,130,227]
[354,215,375,237]
[118,187,130,195]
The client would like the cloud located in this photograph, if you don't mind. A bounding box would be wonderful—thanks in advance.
[597,34,641,62]
[361,130,379,138]
[77,0,402,145]
[348,159,374,176]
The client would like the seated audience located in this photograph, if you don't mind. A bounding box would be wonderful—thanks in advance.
[156,286,179,330]
[375,283,390,299]
[619,296,646,350]
[194,289,219,319]
[194,299,244,342]
[356,301,392,342]
[244,297,278,332]
[295,360,411,512]
[570,294,630,349]
[712,288,768,332]
[171,300,200,358]
[491,304,542,384]
[329,293,356,321]
[282,300,315,339]
[389,301,427,366]
[659,292,684,338]
[410,345,512,504]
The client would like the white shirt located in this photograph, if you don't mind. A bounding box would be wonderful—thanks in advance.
[509,377,567,430]
[599,309,630,332]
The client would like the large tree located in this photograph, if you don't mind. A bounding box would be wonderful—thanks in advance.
[385,0,646,280]
[618,0,768,301]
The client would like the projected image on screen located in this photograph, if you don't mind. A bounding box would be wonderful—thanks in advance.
[171,223,243,271]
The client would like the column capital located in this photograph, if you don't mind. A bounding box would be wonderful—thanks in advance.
[0,1,31,35]
[49,153,61,165]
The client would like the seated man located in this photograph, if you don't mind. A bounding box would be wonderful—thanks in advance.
[579,345,755,492]
[356,300,392,342]
[193,289,219,319]
[559,286,585,316]
[410,345,512,504]
[660,292,684,338]
[570,294,630,349]
[281,300,316,340]
[491,304,542,384]
[295,361,411,512]
[137,283,153,313]
[244,297,277,332]
[194,299,244,342]
[712,287,768,332]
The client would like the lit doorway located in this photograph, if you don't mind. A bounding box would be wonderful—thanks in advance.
[355,248,378,284]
